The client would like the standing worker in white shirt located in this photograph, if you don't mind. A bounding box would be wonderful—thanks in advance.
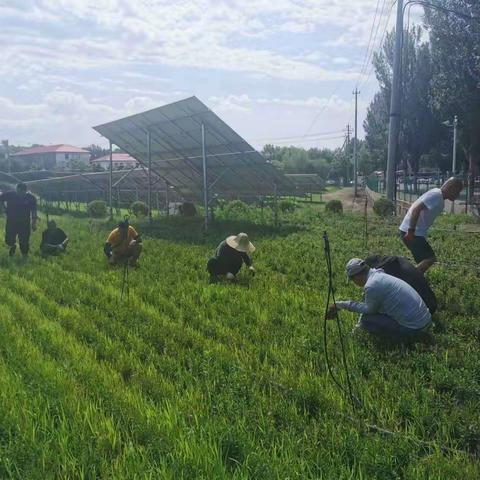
[399,177,463,274]
[328,259,431,337]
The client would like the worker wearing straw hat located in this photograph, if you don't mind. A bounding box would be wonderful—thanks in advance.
[207,233,256,282]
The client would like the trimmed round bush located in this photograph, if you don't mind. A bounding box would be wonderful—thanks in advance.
[178,202,197,216]
[224,200,250,218]
[130,201,149,217]
[87,200,107,218]
[373,197,394,217]
[325,199,343,214]
[279,199,296,214]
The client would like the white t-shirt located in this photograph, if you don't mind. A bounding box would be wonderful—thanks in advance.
[399,188,444,237]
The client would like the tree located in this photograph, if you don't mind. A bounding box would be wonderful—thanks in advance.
[84,144,109,160]
[424,0,480,199]
[363,27,441,176]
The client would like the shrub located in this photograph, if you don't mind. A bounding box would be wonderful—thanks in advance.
[279,199,296,214]
[373,198,394,217]
[130,201,149,217]
[87,200,107,218]
[325,200,343,214]
[224,200,250,218]
[178,202,197,216]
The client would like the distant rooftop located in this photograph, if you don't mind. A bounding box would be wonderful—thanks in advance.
[91,153,138,163]
[11,144,90,156]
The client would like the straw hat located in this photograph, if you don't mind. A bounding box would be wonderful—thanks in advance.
[226,233,255,253]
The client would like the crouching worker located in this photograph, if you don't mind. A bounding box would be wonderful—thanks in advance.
[364,255,437,314]
[40,220,69,255]
[104,219,142,267]
[207,232,255,282]
[327,258,431,338]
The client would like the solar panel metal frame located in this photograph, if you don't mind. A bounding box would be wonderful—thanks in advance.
[27,168,175,206]
[92,96,294,202]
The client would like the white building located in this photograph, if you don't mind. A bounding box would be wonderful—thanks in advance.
[91,153,138,170]
[11,144,91,170]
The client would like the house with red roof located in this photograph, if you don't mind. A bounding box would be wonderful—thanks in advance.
[11,144,91,170]
[90,152,138,171]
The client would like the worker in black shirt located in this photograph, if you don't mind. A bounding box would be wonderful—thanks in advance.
[364,254,437,314]
[0,183,37,257]
[40,220,69,255]
[207,232,256,282]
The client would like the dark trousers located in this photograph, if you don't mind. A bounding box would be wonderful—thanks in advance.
[5,221,31,255]
[207,258,241,276]
[359,313,429,337]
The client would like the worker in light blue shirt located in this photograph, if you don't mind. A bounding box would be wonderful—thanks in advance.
[327,258,431,336]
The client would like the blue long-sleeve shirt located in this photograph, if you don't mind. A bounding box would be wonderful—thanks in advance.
[336,268,431,330]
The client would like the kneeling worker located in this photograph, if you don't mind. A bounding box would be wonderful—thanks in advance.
[104,219,142,267]
[364,254,437,314]
[40,220,69,255]
[207,232,255,282]
[328,258,431,337]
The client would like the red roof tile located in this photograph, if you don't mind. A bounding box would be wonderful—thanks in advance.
[91,153,138,163]
[12,144,90,156]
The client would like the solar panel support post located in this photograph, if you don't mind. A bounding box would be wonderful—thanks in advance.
[201,123,209,231]
[109,140,113,220]
[273,182,278,227]
[165,182,170,216]
[147,130,152,224]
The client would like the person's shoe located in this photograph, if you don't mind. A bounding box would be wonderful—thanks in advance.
[8,245,16,257]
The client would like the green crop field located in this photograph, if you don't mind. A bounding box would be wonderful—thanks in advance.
[0,203,479,479]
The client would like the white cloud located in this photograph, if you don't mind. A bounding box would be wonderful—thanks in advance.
[0,0,385,82]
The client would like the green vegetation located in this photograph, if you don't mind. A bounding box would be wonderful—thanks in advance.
[130,201,149,218]
[0,204,479,478]
[325,199,343,214]
[87,200,108,218]
[373,198,395,218]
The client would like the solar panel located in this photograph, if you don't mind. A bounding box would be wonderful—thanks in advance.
[27,169,175,205]
[285,174,325,194]
[93,96,294,201]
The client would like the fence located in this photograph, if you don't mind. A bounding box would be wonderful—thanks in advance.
[366,174,480,215]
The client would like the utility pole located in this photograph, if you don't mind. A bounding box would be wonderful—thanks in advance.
[353,89,360,197]
[345,124,351,185]
[386,0,404,202]
[1,139,9,173]
[451,115,458,214]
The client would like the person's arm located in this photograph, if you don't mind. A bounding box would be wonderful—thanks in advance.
[404,202,426,241]
[30,195,38,230]
[240,252,255,275]
[104,242,113,258]
[241,252,252,267]
[333,285,381,315]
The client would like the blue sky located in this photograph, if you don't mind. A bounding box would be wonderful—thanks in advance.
[0,0,422,150]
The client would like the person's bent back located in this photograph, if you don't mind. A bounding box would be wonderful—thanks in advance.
[365,255,437,314]
[40,220,69,255]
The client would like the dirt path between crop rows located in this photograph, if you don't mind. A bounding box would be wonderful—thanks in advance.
[322,187,373,214]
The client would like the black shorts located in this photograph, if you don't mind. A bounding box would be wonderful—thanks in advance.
[399,231,435,263]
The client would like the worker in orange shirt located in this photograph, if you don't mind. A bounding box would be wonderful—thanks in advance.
[104,218,142,267]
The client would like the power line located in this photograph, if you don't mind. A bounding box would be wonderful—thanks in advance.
[357,0,384,85]
[251,129,345,143]
[359,0,390,83]
[259,135,346,146]
[359,0,398,90]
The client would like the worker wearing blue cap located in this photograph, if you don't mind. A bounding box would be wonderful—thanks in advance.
[327,258,431,337]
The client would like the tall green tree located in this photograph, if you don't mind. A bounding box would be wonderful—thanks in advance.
[424,0,480,184]
[364,27,441,175]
